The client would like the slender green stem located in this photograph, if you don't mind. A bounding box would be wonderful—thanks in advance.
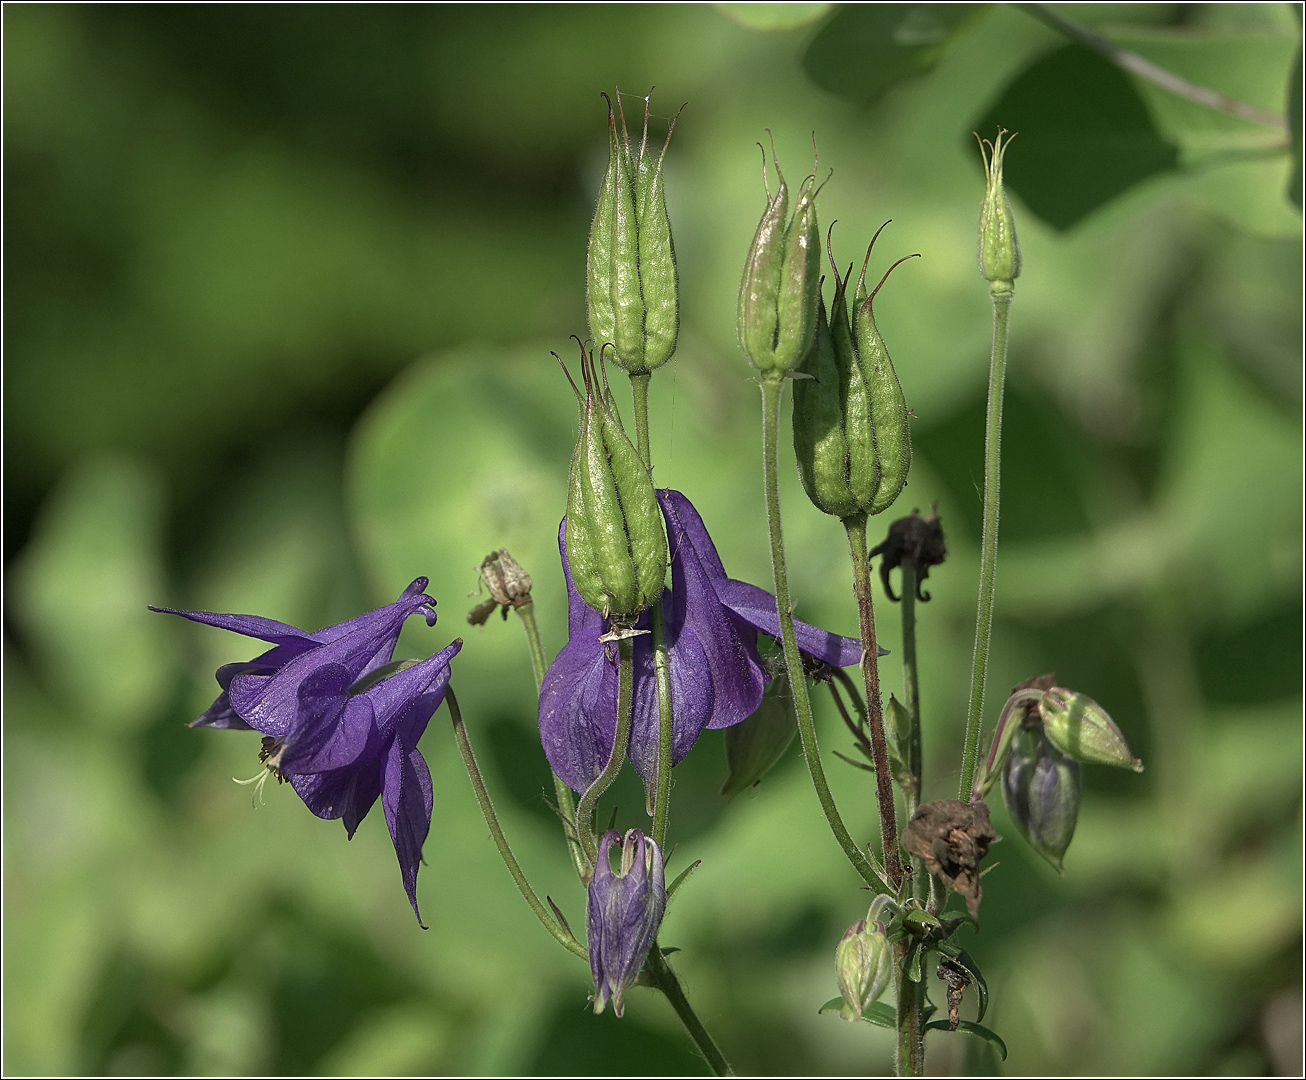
[649,606,674,847]
[832,666,868,726]
[630,371,653,464]
[576,636,635,864]
[516,602,586,881]
[627,369,675,850]
[899,562,923,824]
[1018,2,1288,132]
[515,601,549,689]
[894,942,925,1077]
[959,290,1011,800]
[759,377,891,896]
[627,373,727,1074]
[445,686,587,960]
[646,945,735,1076]
[843,514,904,889]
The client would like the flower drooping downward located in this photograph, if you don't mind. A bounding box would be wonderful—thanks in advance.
[539,489,864,795]
[588,829,666,1016]
[153,579,461,926]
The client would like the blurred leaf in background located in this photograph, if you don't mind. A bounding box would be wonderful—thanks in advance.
[4,3,1301,1077]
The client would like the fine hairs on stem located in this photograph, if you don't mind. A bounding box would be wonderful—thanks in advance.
[760,377,892,896]
[958,290,1012,799]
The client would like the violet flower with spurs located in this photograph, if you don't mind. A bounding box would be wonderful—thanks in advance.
[588,828,667,1017]
[539,488,868,793]
[152,578,461,926]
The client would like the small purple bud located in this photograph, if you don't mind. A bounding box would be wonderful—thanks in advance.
[587,829,666,1017]
[1002,733,1081,875]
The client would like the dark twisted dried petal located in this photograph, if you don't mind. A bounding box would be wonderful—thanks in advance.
[902,799,998,918]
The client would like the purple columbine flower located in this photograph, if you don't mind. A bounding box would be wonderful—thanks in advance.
[588,829,666,1017]
[539,489,863,794]
[152,579,461,927]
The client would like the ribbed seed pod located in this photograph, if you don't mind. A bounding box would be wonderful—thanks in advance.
[560,344,668,623]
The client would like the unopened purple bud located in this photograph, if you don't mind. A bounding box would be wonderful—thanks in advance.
[1002,734,1081,874]
[587,829,666,1017]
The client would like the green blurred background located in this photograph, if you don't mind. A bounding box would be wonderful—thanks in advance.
[4,3,1301,1075]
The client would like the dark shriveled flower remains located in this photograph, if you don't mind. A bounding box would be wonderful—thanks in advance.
[152,579,461,927]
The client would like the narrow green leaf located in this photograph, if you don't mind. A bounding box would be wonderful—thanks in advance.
[819,997,897,1028]
[936,943,989,1022]
[925,1019,1008,1061]
[666,859,702,902]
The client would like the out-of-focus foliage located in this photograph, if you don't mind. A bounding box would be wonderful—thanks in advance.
[4,3,1300,1076]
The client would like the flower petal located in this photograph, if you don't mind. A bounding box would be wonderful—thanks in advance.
[658,491,767,732]
[364,641,460,739]
[539,632,617,795]
[273,663,376,774]
[383,734,434,927]
[655,489,728,583]
[290,762,383,836]
[539,523,618,794]
[626,491,768,787]
[228,584,436,735]
[715,577,866,667]
[149,606,312,647]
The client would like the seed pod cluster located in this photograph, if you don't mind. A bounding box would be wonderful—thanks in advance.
[588,92,681,375]
[738,147,823,375]
[560,343,668,624]
[793,225,916,520]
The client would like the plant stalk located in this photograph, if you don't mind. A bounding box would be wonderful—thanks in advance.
[759,376,891,896]
[516,602,587,881]
[646,945,735,1076]
[894,943,925,1077]
[899,562,923,824]
[843,513,904,889]
[445,686,586,960]
[628,369,675,850]
[1019,2,1288,132]
[576,636,635,864]
[959,289,1011,800]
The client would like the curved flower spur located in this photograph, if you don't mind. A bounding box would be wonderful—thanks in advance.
[539,489,867,797]
[153,579,462,926]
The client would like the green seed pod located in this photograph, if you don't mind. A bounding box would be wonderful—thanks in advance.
[738,147,823,374]
[793,289,866,519]
[1038,687,1143,772]
[852,235,916,516]
[721,671,799,797]
[587,92,681,375]
[794,224,916,520]
[835,917,891,1022]
[976,129,1020,294]
[1002,732,1081,874]
[560,344,668,623]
